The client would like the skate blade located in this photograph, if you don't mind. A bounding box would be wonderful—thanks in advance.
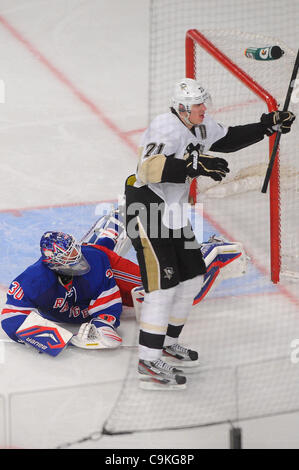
[163,356,200,368]
[139,378,187,391]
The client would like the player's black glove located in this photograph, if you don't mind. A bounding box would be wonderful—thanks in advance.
[260,110,296,136]
[185,152,230,181]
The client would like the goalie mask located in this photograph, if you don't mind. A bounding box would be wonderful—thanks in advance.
[171,78,211,125]
[40,231,90,276]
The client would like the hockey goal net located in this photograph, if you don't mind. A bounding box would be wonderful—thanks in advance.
[97,3,299,441]
[99,1,299,441]
[185,29,299,283]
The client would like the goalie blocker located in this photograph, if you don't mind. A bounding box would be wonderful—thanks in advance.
[16,311,73,357]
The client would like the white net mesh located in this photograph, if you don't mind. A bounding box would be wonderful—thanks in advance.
[189,29,299,280]
[148,0,299,280]
[104,301,299,434]
[103,0,299,436]
[149,0,299,119]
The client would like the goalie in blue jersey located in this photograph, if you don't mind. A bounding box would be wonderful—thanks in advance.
[0,207,247,359]
[0,215,143,357]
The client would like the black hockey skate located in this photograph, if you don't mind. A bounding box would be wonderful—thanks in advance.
[163,343,199,368]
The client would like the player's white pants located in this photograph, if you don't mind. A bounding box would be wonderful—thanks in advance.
[139,275,203,361]
[164,275,204,347]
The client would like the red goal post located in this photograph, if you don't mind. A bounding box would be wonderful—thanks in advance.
[186,29,281,284]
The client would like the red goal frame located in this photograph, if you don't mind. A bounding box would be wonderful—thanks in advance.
[186,29,281,283]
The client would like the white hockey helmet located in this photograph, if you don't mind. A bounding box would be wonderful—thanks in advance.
[171,78,211,114]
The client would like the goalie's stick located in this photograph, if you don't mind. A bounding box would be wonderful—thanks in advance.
[261,48,299,194]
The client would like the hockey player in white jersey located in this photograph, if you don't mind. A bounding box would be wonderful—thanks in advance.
[125,78,296,390]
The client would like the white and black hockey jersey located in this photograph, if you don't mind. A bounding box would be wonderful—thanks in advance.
[131,109,266,228]
[135,111,227,228]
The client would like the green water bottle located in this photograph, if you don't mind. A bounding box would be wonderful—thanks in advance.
[244,46,284,61]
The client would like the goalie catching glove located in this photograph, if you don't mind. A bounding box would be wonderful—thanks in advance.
[185,145,230,181]
[71,317,122,349]
[260,110,296,136]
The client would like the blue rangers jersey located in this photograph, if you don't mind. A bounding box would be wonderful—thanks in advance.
[1,244,122,342]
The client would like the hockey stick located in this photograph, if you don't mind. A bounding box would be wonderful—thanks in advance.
[261,48,299,194]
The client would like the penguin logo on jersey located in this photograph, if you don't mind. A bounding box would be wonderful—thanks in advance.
[185,143,205,160]
[163,267,175,280]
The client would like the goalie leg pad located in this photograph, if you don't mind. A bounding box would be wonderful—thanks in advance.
[131,286,145,322]
[80,201,131,256]
[193,237,248,304]
[15,311,73,357]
